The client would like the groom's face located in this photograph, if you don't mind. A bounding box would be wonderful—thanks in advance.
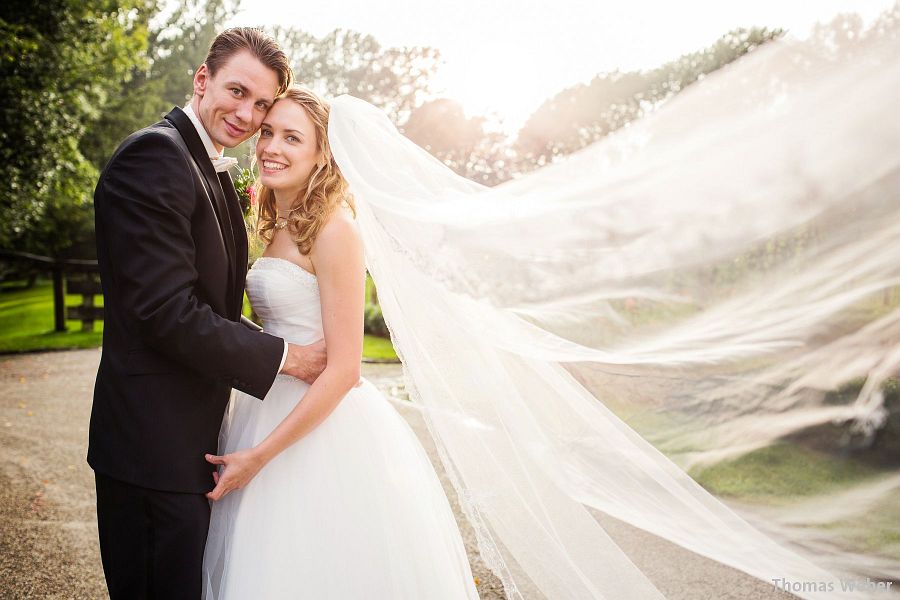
[192,49,280,149]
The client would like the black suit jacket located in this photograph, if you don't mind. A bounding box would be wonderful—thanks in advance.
[88,107,285,493]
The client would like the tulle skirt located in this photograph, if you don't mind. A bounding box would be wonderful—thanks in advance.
[202,375,479,600]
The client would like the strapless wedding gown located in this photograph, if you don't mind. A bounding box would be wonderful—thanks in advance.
[202,257,480,599]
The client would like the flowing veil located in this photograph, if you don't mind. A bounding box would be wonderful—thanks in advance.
[328,8,900,599]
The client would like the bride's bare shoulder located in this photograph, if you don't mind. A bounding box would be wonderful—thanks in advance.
[312,204,362,263]
[320,205,359,240]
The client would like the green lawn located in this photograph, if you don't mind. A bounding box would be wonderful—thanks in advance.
[0,281,104,353]
[690,442,900,562]
[363,334,398,360]
[690,442,883,502]
[0,280,397,360]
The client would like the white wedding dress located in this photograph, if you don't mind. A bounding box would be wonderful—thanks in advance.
[202,256,480,600]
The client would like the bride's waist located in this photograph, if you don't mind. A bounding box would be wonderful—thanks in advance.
[262,325,323,346]
[269,374,373,396]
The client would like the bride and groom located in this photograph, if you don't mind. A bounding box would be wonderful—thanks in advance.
[88,27,478,599]
[87,17,894,600]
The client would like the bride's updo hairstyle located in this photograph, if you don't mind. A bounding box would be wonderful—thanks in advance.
[254,86,355,254]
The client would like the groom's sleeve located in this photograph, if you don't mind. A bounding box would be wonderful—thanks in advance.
[96,131,284,399]
[240,317,289,372]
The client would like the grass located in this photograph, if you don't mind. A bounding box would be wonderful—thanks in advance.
[1,280,397,360]
[363,334,398,361]
[694,439,900,563]
[692,444,900,563]
[690,442,883,503]
[0,281,104,353]
[828,493,900,560]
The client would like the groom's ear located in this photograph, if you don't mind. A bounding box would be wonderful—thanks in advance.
[193,63,211,98]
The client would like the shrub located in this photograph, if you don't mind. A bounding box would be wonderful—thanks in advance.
[364,304,389,338]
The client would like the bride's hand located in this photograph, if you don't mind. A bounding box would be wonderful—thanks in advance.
[205,449,266,501]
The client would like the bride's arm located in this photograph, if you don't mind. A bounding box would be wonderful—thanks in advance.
[205,210,365,501]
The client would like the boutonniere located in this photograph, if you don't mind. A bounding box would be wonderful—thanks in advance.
[233,167,257,218]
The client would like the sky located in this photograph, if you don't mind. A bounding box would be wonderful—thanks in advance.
[228,0,896,131]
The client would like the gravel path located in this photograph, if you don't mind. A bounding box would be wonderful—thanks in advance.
[0,349,795,599]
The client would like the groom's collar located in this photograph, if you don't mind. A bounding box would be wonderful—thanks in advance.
[182,104,224,160]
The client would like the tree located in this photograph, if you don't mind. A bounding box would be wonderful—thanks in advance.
[402,98,517,186]
[395,27,786,189]
[0,0,152,257]
[272,28,440,125]
[403,99,483,160]
[515,27,784,165]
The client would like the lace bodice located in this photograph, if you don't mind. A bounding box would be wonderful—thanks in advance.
[246,257,322,346]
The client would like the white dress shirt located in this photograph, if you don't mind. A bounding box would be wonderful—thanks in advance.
[182,104,290,374]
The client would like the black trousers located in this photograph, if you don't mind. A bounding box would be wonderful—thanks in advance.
[95,473,210,600]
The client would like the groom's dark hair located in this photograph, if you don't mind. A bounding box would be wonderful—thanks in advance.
[204,27,293,97]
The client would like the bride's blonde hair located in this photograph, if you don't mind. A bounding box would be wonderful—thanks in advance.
[254,86,355,254]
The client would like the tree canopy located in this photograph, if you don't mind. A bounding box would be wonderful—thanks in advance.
[0,0,152,256]
[0,1,787,259]
[516,27,784,162]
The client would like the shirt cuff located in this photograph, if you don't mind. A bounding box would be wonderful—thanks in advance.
[277,340,289,374]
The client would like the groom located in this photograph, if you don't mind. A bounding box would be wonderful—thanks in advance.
[88,28,324,599]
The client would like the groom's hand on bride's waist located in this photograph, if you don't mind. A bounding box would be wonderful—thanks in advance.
[280,340,363,387]
[281,340,328,384]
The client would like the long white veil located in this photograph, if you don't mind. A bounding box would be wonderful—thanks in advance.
[329,8,900,599]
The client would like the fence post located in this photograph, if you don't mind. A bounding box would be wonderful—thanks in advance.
[66,275,104,332]
[52,267,65,332]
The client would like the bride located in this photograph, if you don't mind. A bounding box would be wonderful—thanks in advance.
[201,87,479,599]
[204,10,899,598]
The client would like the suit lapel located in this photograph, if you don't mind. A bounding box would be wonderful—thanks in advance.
[219,171,250,318]
[164,107,239,315]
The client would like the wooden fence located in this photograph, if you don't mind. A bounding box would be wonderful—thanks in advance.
[0,249,102,332]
